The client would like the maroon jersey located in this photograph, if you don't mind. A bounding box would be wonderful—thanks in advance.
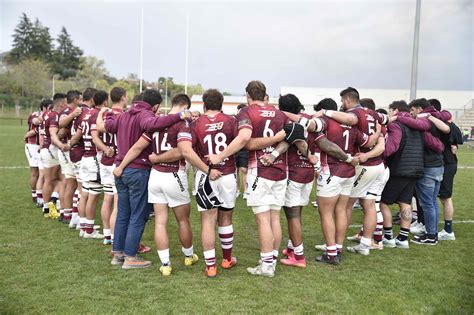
[41,110,59,149]
[69,105,88,163]
[237,103,288,181]
[79,108,99,158]
[142,121,190,173]
[94,108,123,166]
[26,112,40,145]
[190,112,237,175]
[287,113,317,183]
[318,117,368,178]
[346,106,386,166]
[58,106,75,144]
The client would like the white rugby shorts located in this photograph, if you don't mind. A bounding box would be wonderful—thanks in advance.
[195,169,237,212]
[246,168,286,214]
[100,163,116,195]
[350,163,386,199]
[317,172,355,198]
[80,156,101,183]
[58,150,75,179]
[285,179,313,207]
[25,144,40,168]
[40,145,59,168]
[366,166,390,199]
[148,169,190,207]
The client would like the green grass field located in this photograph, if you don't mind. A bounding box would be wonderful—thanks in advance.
[1,121,473,313]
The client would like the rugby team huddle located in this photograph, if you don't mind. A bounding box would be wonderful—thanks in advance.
[24,80,462,278]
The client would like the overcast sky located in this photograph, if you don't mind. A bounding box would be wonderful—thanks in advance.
[1,0,472,95]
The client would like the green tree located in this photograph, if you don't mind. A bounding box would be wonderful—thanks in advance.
[111,80,136,101]
[76,56,109,88]
[8,13,34,63]
[51,27,83,78]
[11,59,51,98]
[30,18,54,62]
[8,14,53,64]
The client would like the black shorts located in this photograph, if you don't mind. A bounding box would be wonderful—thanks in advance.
[438,163,457,199]
[235,150,248,168]
[381,176,417,205]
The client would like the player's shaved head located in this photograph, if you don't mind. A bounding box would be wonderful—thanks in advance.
[340,87,360,102]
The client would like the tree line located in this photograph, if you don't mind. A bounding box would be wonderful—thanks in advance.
[0,13,206,110]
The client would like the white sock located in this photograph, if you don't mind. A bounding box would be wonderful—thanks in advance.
[182,246,194,257]
[203,249,216,266]
[360,236,371,247]
[261,252,273,267]
[272,249,278,260]
[103,229,111,237]
[52,191,59,199]
[294,243,304,256]
[287,239,294,249]
[157,249,170,265]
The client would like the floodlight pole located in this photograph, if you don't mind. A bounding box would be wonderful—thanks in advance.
[185,12,190,95]
[52,75,56,97]
[410,0,421,101]
[139,7,144,93]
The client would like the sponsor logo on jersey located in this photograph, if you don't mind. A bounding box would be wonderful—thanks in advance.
[259,110,276,118]
[205,122,224,131]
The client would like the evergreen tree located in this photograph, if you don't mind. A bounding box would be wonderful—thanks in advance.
[30,18,54,61]
[8,13,34,63]
[8,13,53,64]
[52,27,83,78]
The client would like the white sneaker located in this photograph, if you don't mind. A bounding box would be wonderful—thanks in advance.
[382,237,396,248]
[370,241,384,250]
[347,243,370,255]
[410,222,426,235]
[315,244,327,251]
[256,259,276,271]
[69,214,79,229]
[83,230,104,239]
[395,238,409,249]
[346,233,362,241]
[93,225,101,230]
[79,229,84,238]
[438,229,455,241]
[247,264,275,277]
